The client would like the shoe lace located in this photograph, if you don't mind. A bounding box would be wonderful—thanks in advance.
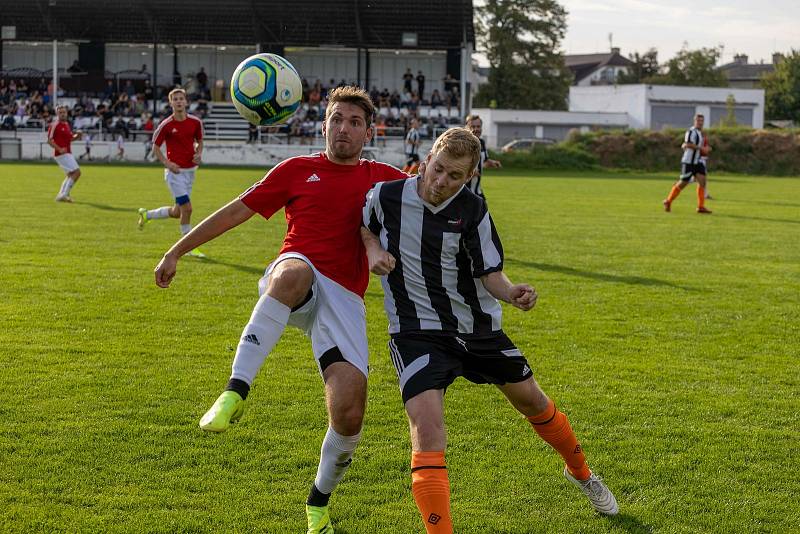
[581,475,608,500]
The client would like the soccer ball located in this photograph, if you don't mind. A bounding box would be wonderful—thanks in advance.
[230,53,302,126]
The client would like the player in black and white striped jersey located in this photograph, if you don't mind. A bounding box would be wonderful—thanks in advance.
[663,113,711,214]
[361,128,618,531]
[464,114,501,201]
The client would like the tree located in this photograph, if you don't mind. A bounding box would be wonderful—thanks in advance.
[647,46,728,87]
[473,0,572,110]
[617,48,659,84]
[762,50,800,122]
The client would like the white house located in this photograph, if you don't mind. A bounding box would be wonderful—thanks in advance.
[468,108,629,149]
[569,84,765,130]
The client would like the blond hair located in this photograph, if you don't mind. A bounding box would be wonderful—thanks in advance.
[325,86,374,125]
[168,87,187,101]
[464,114,482,125]
[431,127,481,173]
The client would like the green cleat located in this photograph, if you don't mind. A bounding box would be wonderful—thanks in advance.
[188,248,207,258]
[137,208,149,229]
[199,391,245,432]
[306,504,334,534]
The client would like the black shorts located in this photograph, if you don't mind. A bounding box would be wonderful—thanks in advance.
[388,332,534,403]
[680,162,706,181]
[406,153,420,164]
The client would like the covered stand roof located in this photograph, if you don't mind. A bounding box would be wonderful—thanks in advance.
[4,0,475,50]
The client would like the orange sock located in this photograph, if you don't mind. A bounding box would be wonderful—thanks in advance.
[402,164,411,173]
[409,163,420,174]
[411,451,452,533]
[666,185,682,203]
[697,186,706,208]
[527,399,591,481]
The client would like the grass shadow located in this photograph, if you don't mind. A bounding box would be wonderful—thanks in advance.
[201,256,265,276]
[607,512,655,534]
[716,213,800,225]
[506,258,699,292]
[74,201,137,213]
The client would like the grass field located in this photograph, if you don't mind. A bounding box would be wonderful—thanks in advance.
[1,162,798,533]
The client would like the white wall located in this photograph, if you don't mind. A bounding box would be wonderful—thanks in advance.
[2,41,78,71]
[470,108,630,148]
[570,84,765,129]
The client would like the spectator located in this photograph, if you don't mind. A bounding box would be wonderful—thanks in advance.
[113,93,130,116]
[36,77,47,94]
[389,90,400,108]
[369,86,379,106]
[195,91,209,119]
[402,67,413,93]
[444,73,457,95]
[430,89,443,109]
[124,79,136,98]
[140,64,149,75]
[17,79,29,98]
[103,80,116,103]
[173,69,182,87]
[400,90,411,108]
[248,122,258,143]
[416,70,425,100]
[409,91,420,113]
[67,60,84,73]
[143,79,154,102]
[379,88,390,108]
[196,67,208,91]
[375,115,387,147]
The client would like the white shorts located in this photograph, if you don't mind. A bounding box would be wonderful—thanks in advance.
[258,252,369,377]
[164,167,197,201]
[54,153,79,173]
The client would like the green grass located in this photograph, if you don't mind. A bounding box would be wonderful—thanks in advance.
[1,163,798,533]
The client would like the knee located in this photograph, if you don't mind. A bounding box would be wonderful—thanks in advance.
[267,262,314,306]
[72,170,81,179]
[181,203,193,216]
[331,403,365,435]
[410,417,446,450]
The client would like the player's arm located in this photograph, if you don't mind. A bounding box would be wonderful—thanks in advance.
[153,143,180,173]
[47,137,65,154]
[361,227,395,275]
[484,158,502,169]
[71,131,83,141]
[193,139,203,165]
[480,271,538,311]
[154,199,255,288]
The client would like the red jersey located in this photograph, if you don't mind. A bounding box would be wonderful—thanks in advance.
[48,120,73,156]
[153,114,204,169]
[240,153,408,297]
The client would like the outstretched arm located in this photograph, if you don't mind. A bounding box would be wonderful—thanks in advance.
[480,271,538,311]
[155,199,256,288]
[360,226,395,275]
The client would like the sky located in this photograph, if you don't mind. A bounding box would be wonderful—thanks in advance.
[475,0,799,66]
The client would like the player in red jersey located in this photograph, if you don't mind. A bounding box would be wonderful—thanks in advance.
[48,105,83,202]
[153,86,407,533]
[137,88,206,257]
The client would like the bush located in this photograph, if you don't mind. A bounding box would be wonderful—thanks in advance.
[493,144,598,171]
[563,128,800,176]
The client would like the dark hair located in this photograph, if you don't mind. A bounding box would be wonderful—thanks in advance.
[325,86,374,125]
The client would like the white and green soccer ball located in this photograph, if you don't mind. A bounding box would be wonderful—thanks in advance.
[230,53,302,126]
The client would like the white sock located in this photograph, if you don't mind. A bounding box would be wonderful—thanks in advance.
[64,178,75,195]
[180,223,192,236]
[313,427,362,494]
[230,294,291,385]
[58,178,70,196]
[147,207,171,219]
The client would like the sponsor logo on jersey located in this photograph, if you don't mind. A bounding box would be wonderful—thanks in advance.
[306,173,321,182]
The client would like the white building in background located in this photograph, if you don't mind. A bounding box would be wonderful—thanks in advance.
[469,108,629,149]
[569,85,765,130]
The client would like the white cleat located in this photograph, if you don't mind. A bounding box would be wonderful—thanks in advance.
[564,466,619,516]
[55,195,73,203]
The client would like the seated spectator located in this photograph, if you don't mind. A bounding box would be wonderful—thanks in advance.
[430,89,443,109]
[400,91,411,108]
[195,92,209,119]
[389,90,400,108]
[113,93,130,116]
[140,63,149,75]
[124,80,135,98]
[196,67,208,90]
[375,115,387,147]
[16,79,29,98]
[143,79,154,102]
[103,80,116,103]
[248,122,258,143]
[369,86,379,106]
[308,86,321,108]
[409,91,420,112]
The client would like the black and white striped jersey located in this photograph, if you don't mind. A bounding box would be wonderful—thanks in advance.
[466,137,489,198]
[363,177,504,337]
[681,127,704,165]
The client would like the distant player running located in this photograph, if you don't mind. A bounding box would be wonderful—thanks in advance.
[464,114,501,200]
[153,87,407,533]
[403,118,422,174]
[138,88,206,257]
[663,113,711,214]
[49,105,83,202]
[362,128,618,533]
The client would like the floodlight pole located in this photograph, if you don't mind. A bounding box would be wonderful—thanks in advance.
[52,40,58,109]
